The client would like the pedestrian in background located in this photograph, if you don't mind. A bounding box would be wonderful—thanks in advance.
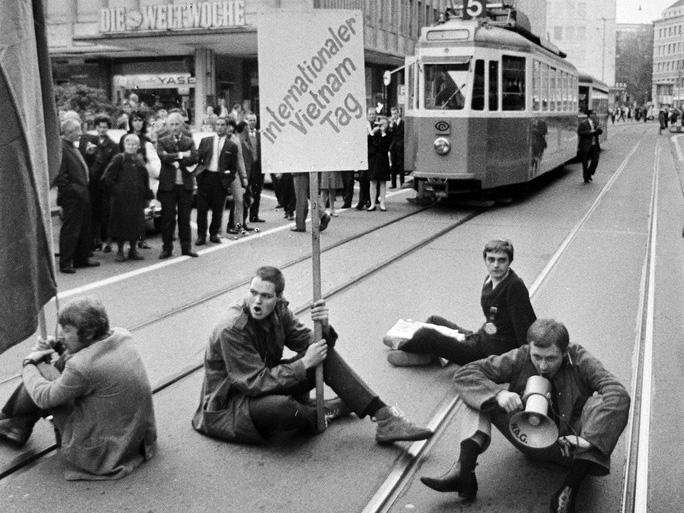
[389,105,405,189]
[103,134,151,262]
[320,170,344,217]
[355,108,375,210]
[368,116,391,212]
[577,110,602,184]
[246,112,265,224]
[54,117,100,273]
[80,114,118,253]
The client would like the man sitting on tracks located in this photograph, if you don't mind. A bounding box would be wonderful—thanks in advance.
[191,266,432,445]
[420,319,630,513]
[0,297,157,480]
[385,239,536,366]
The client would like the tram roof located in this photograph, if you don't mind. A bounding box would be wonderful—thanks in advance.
[417,19,574,70]
[577,71,609,91]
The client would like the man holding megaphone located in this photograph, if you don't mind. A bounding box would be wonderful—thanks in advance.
[420,318,630,513]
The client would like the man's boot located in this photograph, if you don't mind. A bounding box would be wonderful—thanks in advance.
[372,406,432,444]
[0,414,36,447]
[420,461,478,499]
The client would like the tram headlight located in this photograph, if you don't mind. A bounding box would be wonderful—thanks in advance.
[433,137,451,155]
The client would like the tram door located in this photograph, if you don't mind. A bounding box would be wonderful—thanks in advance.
[403,56,418,173]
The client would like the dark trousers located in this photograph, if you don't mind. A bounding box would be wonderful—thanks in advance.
[196,172,228,238]
[247,347,378,438]
[158,185,193,252]
[356,170,370,207]
[580,145,600,181]
[390,147,404,187]
[248,162,264,220]
[59,197,92,269]
[2,363,62,428]
[278,173,296,216]
[341,170,355,207]
[400,315,491,365]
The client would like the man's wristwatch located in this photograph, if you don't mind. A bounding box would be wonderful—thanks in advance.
[22,359,35,368]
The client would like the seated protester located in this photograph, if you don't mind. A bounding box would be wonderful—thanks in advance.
[0,298,157,480]
[192,266,432,445]
[387,239,536,366]
[420,319,630,513]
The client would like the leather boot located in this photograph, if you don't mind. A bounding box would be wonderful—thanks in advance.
[0,415,36,447]
[420,461,478,499]
[373,406,432,444]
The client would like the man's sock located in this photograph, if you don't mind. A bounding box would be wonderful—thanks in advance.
[362,398,387,419]
[562,459,592,490]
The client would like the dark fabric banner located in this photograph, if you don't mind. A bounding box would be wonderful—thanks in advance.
[0,0,60,353]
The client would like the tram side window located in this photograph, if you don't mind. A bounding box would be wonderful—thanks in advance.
[489,60,499,110]
[408,61,416,110]
[502,55,526,111]
[532,60,541,111]
[424,62,468,110]
[549,67,556,111]
[472,60,485,111]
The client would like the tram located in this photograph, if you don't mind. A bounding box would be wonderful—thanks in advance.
[404,2,579,197]
[578,72,609,144]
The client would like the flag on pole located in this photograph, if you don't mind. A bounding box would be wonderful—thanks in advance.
[0,0,60,353]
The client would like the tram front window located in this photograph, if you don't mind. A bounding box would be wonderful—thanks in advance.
[424,63,469,110]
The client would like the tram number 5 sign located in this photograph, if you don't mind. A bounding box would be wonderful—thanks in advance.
[462,0,485,19]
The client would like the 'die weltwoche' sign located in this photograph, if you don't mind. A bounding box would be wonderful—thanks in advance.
[257,9,367,174]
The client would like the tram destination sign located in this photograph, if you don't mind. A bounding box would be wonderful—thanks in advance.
[99,1,246,33]
[256,9,367,173]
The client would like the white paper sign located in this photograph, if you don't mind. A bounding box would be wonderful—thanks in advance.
[256,9,367,173]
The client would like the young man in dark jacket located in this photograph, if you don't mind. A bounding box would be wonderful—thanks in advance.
[192,266,432,445]
[420,318,630,513]
[386,239,536,366]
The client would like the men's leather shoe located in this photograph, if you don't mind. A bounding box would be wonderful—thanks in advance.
[128,251,144,261]
[159,249,173,259]
[250,217,266,223]
[195,238,206,246]
[60,266,76,274]
[420,462,478,499]
[209,235,222,243]
[182,250,199,257]
[373,406,432,444]
[319,212,331,232]
[290,227,306,232]
[342,203,352,208]
[75,260,100,268]
[387,350,434,367]
[0,416,34,447]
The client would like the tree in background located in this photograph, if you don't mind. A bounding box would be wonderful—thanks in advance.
[54,82,117,129]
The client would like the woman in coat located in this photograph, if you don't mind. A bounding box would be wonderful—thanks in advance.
[368,116,392,211]
[103,134,152,261]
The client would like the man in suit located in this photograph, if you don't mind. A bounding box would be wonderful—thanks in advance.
[577,110,602,184]
[195,118,239,245]
[79,114,118,251]
[389,106,405,189]
[245,112,265,223]
[54,118,100,273]
[156,112,199,258]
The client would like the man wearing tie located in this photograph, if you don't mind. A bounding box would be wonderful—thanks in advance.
[53,118,100,273]
[245,113,265,223]
[195,118,239,245]
[156,112,199,258]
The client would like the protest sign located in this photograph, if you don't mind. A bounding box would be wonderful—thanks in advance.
[257,9,367,173]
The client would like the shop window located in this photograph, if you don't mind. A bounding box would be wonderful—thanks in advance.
[502,55,526,111]
[489,60,499,111]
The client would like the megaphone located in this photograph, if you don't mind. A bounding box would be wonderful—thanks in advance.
[508,375,559,449]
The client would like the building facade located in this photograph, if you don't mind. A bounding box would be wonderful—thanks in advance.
[652,0,684,108]
[545,0,616,86]
[47,0,449,126]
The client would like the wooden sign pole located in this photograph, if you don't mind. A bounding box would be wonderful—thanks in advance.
[309,171,326,433]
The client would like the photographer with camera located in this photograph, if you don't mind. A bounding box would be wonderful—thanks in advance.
[0,297,157,480]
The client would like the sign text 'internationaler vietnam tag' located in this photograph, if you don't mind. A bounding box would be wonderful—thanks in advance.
[257,9,367,174]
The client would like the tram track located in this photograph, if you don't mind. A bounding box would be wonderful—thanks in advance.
[0,202,492,482]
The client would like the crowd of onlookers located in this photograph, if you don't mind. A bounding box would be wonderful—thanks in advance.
[53,94,408,273]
